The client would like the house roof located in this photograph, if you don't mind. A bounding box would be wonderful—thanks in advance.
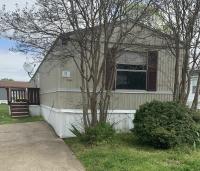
[0,81,31,88]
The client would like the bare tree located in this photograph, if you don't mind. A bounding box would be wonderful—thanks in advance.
[153,0,200,104]
[190,20,200,110]
[0,0,154,128]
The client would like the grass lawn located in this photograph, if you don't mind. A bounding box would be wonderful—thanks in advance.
[0,104,43,124]
[65,134,200,171]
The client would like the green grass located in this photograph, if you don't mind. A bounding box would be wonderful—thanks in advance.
[65,134,200,171]
[0,104,43,124]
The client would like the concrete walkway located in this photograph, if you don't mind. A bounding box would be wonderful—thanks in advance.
[0,121,85,171]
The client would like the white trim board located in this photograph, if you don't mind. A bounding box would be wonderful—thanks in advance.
[41,105,136,114]
[40,88,173,95]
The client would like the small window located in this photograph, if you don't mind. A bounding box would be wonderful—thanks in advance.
[116,51,147,90]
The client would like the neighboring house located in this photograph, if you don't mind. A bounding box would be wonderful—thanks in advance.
[30,24,184,138]
[0,88,7,104]
[0,81,31,89]
[188,70,200,108]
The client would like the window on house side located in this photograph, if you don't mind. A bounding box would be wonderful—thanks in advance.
[115,51,148,90]
[114,51,158,91]
[116,65,147,90]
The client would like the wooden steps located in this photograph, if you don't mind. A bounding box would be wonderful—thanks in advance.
[10,102,29,117]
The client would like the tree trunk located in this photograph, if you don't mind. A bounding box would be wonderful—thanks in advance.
[185,72,191,104]
[90,93,98,126]
[179,47,189,104]
[173,40,180,101]
[81,90,89,129]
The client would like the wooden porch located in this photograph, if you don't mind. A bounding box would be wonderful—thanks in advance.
[6,88,40,117]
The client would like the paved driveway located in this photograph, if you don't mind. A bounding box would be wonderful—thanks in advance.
[0,121,85,171]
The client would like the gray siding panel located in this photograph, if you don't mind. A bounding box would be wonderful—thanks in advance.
[56,91,172,110]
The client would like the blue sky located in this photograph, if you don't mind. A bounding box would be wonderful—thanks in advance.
[0,0,35,81]
[0,39,15,49]
[0,38,30,81]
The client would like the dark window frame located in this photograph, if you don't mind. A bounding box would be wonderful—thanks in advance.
[113,50,158,91]
[115,63,148,90]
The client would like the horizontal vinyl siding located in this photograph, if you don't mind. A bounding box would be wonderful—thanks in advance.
[40,92,59,108]
[111,92,172,109]
[56,91,172,110]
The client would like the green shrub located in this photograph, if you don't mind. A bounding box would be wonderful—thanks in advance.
[133,101,199,149]
[71,122,115,144]
[192,111,200,123]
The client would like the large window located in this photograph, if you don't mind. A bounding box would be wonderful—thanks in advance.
[116,51,147,90]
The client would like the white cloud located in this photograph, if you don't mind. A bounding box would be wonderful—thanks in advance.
[0,0,36,81]
[0,0,38,81]
[0,0,35,11]
[0,50,30,81]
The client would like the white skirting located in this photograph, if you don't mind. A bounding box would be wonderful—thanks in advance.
[29,105,41,116]
[41,105,136,138]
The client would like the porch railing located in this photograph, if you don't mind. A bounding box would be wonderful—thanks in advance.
[28,88,40,105]
[7,88,40,105]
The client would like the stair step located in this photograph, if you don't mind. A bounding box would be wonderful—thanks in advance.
[11,108,28,110]
[10,106,28,109]
[12,111,29,116]
[12,110,29,113]
[11,104,28,106]
[11,105,28,108]
[11,109,29,113]
[10,102,29,117]
[12,115,29,118]
[11,102,28,105]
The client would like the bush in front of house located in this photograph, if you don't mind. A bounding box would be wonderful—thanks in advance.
[133,101,199,149]
[71,122,116,144]
[192,110,200,123]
